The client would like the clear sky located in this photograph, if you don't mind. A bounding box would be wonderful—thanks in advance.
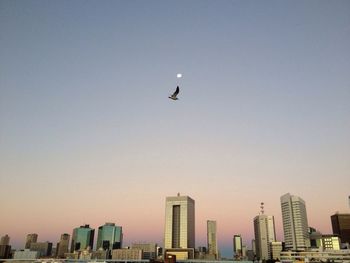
[0,0,349,258]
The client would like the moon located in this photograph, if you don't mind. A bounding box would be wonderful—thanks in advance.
[177,73,182,78]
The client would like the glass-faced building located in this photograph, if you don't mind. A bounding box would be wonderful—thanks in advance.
[97,223,123,250]
[71,224,94,252]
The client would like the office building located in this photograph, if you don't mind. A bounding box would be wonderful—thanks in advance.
[111,248,142,260]
[281,193,310,250]
[0,235,11,259]
[254,214,276,260]
[270,241,283,260]
[164,193,195,260]
[25,233,38,249]
[14,249,39,259]
[0,235,10,246]
[30,241,53,257]
[233,235,242,259]
[331,212,350,244]
[207,220,218,259]
[56,233,70,258]
[132,243,157,259]
[321,235,340,250]
[97,223,123,250]
[71,224,94,252]
[309,228,323,248]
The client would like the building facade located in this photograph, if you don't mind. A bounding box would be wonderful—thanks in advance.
[207,220,218,259]
[164,194,195,259]
[25,233,38,249]
[97,223,123,250]
[270,241,283,260]
[111,248,142,260]
[132,243,157,260]
[331,213,350,245]
[254,214,276,260]
[71,224,95,252]
[233,235,242,259]
[281,193,310,251]
[0,235,10,246]
[14,249,39,259]
[30,241,53,257]
[56,233,70,258]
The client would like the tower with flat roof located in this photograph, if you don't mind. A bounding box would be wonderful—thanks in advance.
[164,193,195,259]
[280,193,310,251]
[207,220,218,259]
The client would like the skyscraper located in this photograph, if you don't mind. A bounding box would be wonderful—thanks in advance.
[233,235,242,259]
[0,235,10,246]
[71,224,94,252]
[331,212,350,245]
[0,235,11,259]
[280,193,310,251]
[56,233,70,258]
[164,193,195,259]
[207,220,218,259]
[25,234,38,249]
[254,214,276,260]
[97,223,123,250]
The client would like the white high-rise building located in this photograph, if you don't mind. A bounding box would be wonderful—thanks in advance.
[164,193,195,259]
[207,220,218,259]
[253,214,276,260]
[280,193,310,251]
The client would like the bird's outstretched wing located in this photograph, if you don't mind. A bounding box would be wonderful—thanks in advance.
[173,86,180,96]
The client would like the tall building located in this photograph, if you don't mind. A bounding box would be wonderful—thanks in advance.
[164,193,195,260]
[331,212,350,245]
[97,223,123,250]
[71,224,94,252]
[233,235,242,259]
[0,235,11,259]
[0,235,10,246]
[254,214,276,260]
[207,220,218,259]
[56,233,70,258]
[280,193,310,251]
[25,233,38,249]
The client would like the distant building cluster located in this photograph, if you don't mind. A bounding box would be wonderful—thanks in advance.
[1,193,350,262]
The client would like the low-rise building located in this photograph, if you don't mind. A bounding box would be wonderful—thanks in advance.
[131,243,157,259]
[13,249,39,259]
[270,241,283,260]
[280,249,350,262]
[30,241,52,257]
[111,248,142,260]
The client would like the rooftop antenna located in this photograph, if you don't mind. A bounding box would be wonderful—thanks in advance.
[260,202,264,215]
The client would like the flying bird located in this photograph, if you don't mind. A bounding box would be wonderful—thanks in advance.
[169,86,180,100]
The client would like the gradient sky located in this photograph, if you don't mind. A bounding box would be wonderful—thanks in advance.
[1,0,350,258]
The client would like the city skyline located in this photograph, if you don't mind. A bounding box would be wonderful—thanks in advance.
[1,193,349,257]
[1,0,350,259]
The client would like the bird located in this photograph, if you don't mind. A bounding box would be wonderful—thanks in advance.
[169,86,180,100]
